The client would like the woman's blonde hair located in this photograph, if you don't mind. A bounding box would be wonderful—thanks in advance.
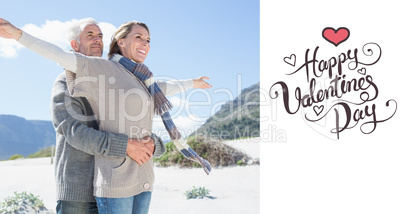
[108,21,150,59]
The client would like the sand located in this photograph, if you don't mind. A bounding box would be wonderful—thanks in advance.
[0,138,260,213]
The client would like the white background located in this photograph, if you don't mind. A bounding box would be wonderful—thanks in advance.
[261,0,402,213]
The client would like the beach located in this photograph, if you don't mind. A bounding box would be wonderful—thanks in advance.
[0,138,260,213]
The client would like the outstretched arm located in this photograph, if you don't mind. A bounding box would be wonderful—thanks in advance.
[0,18,77,72]
[192,76,212,89]
[0,18,22,40]
[158,76,212,96]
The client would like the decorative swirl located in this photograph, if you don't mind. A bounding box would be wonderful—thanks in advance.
[348,42,382,70]
[334,91,376,106]
[360,99,398,134]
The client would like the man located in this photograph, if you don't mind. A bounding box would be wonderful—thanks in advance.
[50,18,165,214]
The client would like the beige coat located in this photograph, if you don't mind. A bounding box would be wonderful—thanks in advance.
[67,53,183,198]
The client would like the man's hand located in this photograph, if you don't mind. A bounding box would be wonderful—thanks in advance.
[0,18,22,40]
[193,76,212,89]
[126,137,155,165]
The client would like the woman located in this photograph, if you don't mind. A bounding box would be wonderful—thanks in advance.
[0,18,211,213]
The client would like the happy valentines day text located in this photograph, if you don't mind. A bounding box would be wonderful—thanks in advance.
[270,43,397,139]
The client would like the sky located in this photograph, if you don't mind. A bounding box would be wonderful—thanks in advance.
[0,0,259,138]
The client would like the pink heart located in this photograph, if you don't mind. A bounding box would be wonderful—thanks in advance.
[322,27,350,47]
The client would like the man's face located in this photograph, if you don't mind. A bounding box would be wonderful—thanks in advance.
[72,24,103,57]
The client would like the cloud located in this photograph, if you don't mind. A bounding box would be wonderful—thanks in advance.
[0,19,116,58]
[169,96,184,109]
[0,38,23,58]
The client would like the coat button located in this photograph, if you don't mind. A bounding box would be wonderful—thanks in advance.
[143,182,150,190]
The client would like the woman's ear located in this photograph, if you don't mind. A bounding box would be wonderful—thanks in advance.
[71,40,79,52]
[117,39,124,47]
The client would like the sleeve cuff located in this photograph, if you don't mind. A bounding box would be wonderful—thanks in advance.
[18,31,35,48]
[182,79,194,91]
[151,133,166,158]
[106,133,128,157]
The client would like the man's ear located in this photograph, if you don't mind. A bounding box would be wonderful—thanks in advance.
[71,40,79,52]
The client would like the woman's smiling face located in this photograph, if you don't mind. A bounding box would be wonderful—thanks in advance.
[118,25,150,63]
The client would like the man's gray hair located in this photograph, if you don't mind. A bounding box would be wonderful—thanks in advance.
[68,18,99,42]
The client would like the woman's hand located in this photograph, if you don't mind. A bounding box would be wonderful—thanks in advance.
[193,76,212,89]
[0,18,22,40]
[126,137,154,165]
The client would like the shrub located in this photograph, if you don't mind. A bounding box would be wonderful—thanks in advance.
[9,154,23,160]
[237,160,246,166]
[0,191,46,214]
[185,186,213,199]
[27,146,54,159]
[154,135,251,168]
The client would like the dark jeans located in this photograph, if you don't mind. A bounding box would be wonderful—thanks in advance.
[56,200,98,214]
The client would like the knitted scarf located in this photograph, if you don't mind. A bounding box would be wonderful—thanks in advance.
[110,54,211,175]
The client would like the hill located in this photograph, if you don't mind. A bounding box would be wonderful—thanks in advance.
[0,115,55,160]
[191,82,260,140]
